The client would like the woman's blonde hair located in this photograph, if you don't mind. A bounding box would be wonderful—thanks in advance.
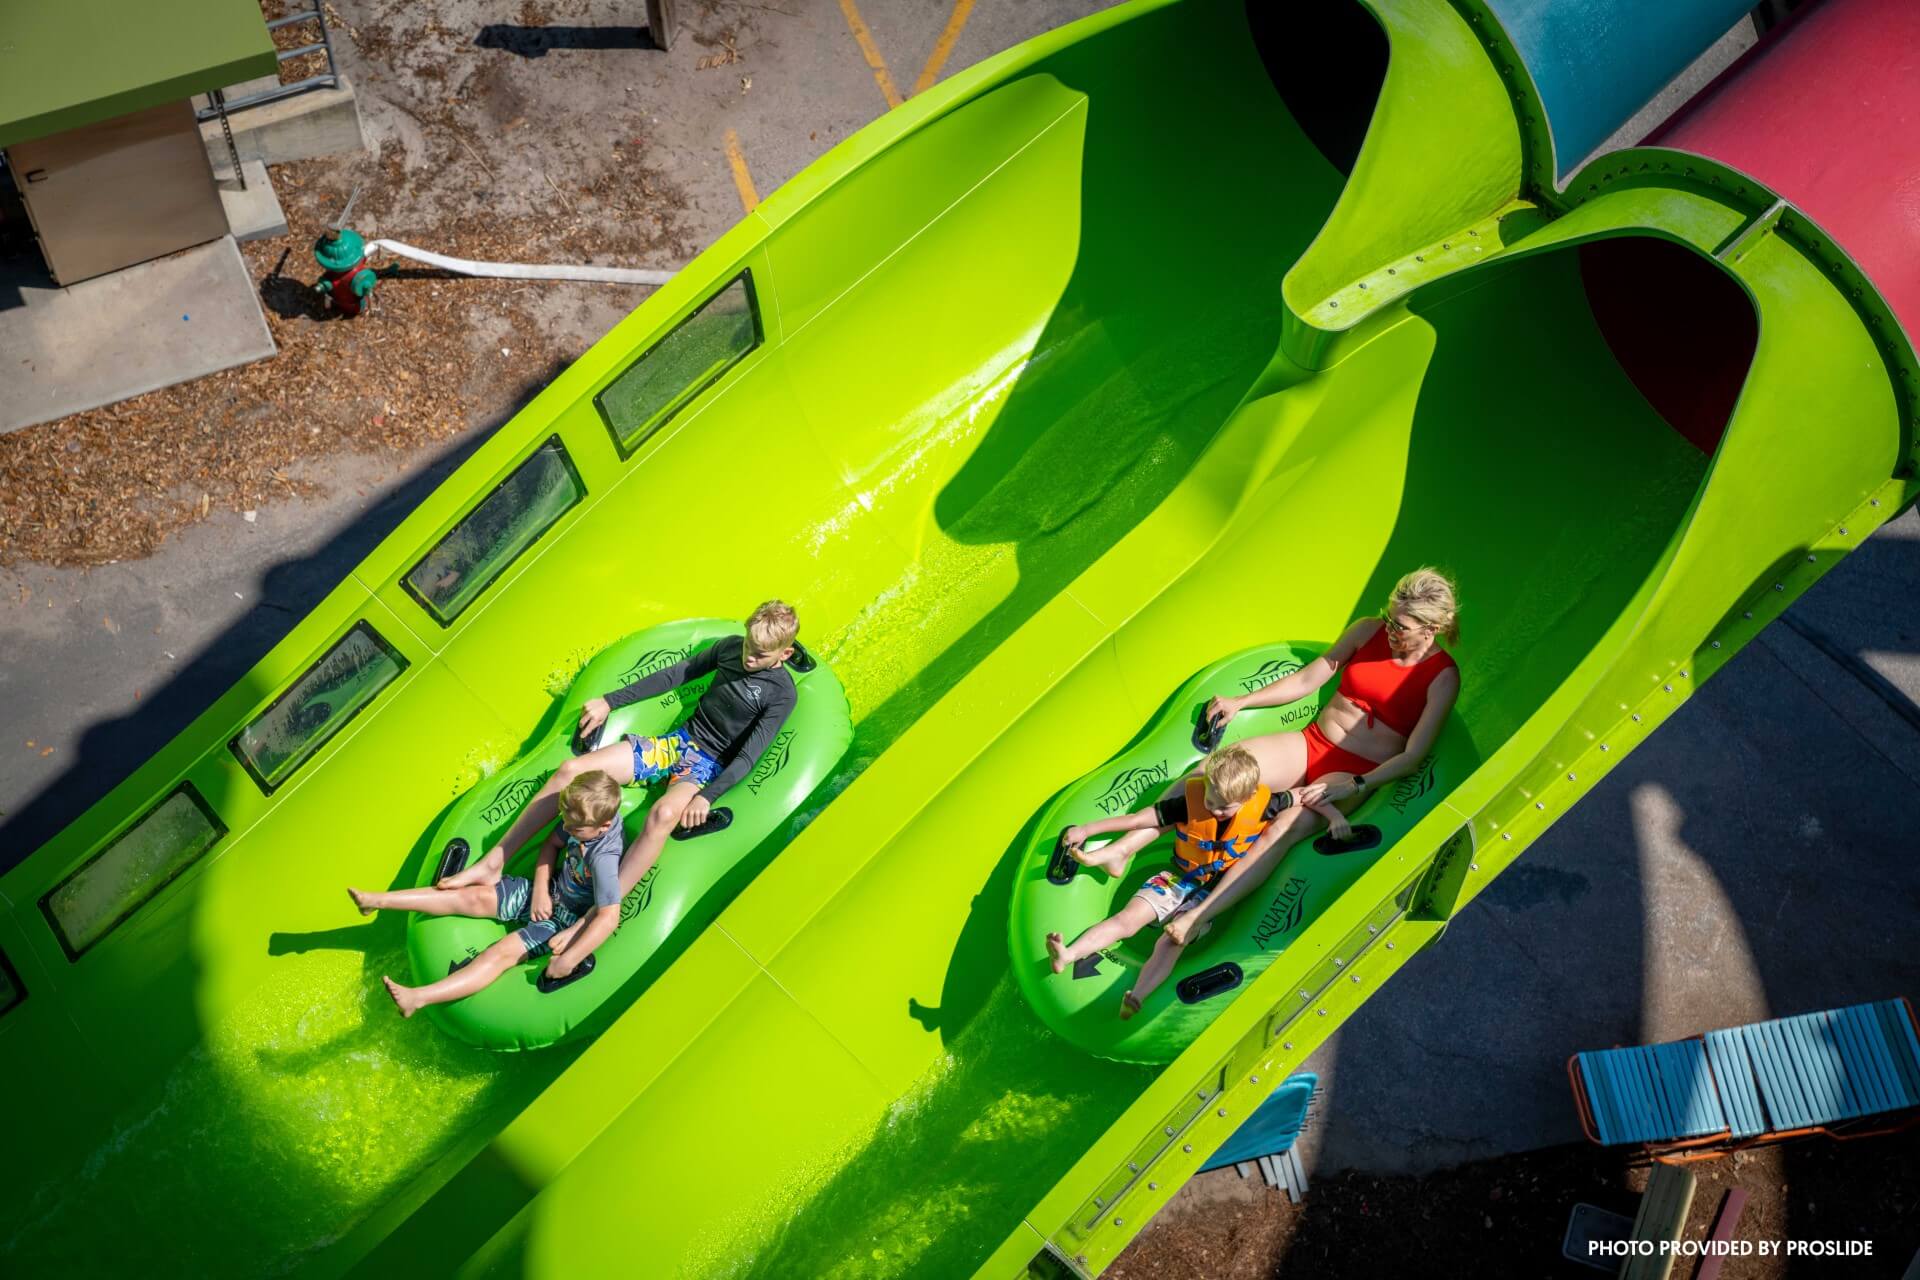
[560,770,622,830]
[1203,744,1262,808]
[1387,567,1460,644]
[746,600,799,653]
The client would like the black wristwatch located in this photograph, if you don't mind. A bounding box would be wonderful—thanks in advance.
[1352,774,1368,793]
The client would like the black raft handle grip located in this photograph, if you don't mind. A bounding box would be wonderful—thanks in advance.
[1046,832,1079,886]
[669,807,734,841]
[435,838,471,883]
[537,952,596,994]
[573,720,608,757]
[1192,709,1226,754]
[1177,962,1243,1004]
[1313,824,1383,856]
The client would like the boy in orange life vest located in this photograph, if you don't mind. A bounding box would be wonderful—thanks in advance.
[1043,745,1349,1019]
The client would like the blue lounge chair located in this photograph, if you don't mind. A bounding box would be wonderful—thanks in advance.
[1569,998,1920,1163]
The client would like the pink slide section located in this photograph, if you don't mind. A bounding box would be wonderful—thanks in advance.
[1651,0,1920,346]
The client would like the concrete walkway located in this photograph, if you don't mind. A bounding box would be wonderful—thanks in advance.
[1297,507,1920,1177]
[0,237,275,434]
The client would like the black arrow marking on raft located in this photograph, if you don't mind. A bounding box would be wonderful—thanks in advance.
[1046,833,1079,885]
[1072,955,1102,980]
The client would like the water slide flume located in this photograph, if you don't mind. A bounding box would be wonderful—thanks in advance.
[5,1,1915,1276]
[1009,642,1459,1063]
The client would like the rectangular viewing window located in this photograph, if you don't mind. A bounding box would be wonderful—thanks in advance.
[0,949,22,1017]
[595,271,760,457]
[42,785,228,960]
[403,435,585,625]
[230,621,409,793]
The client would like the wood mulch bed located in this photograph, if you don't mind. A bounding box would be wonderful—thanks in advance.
[1110,1132,1920,1278]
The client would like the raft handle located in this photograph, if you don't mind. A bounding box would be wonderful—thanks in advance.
[573,720,607,757]
[669,807,734,841]
[1046,833,1079,885]
[537,952,597,994]
[1192,709,1226,753]
[435,838,471,883]
[786,641,818,674]
[1177,962,1243,1004]
[1314,824,1382,856]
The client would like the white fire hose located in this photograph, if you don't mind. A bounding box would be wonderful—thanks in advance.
[364,238,676,286]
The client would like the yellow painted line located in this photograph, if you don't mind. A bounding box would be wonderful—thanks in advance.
[913,0,975,95]
[723,128,760,213]
[837,0,904,109]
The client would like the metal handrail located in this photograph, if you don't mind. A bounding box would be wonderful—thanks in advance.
[196,7,340,122]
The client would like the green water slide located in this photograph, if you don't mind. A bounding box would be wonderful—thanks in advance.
[3,0,1914,1277]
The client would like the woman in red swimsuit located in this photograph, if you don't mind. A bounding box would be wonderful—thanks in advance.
[1162,568,1461,949]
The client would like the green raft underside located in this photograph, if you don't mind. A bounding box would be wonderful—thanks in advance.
[1008,641,1467,1065]
[5,0,1904,1277]
[407,620,853,1051]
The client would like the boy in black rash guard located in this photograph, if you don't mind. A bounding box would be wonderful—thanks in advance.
[441,601,800,900]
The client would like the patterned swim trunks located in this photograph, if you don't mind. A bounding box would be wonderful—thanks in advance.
[625,725,721,788]
[495,874,584,956]
[1132,869,1210,925]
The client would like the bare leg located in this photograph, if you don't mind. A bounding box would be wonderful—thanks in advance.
[1046,897,1159,973]
[350,883,499,918]
[382,934,525,1017]
[1128,920,1213,1013]
[1075,826,1158,875]
[440,739,637,888]
[618,780,701,897]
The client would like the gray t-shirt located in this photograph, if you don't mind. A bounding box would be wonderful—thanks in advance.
[551,823,625,913]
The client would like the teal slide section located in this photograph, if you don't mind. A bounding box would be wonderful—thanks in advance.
[1,2,1912,1277]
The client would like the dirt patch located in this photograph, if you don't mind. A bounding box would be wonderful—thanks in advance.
[0,2,694,569]
[1109,1133,1920,1278]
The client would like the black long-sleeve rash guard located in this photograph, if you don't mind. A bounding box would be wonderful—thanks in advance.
[602,635,797,803]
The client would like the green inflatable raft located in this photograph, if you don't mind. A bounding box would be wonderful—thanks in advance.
[406,618,853,1050]
[1008,642,1463,1064]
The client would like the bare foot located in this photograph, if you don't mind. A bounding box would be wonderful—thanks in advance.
[1045,932,1069,975]
[348,887,374,916]
[437,848,502,890]
[1119,991,1143,1021]
[382,975,419,1018]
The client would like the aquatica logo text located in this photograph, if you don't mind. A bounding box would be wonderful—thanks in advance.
[1253,875,1310,950]
[612,646,692,691]
[480,776,540,826]
[1388,758,1437,814]
[1237,658,1301,695]
[1093,761,1170,815]
[746,730,794,795]
[621,866,659,921]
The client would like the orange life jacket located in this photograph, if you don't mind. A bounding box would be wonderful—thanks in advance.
[1171,777,1272,880]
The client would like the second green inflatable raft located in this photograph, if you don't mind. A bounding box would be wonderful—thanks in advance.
[1009,641,1466,1063]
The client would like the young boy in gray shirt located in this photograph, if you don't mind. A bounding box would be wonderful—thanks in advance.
[350,770,626,1016]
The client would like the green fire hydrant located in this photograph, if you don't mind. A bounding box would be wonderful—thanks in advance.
[312,227,380,317]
